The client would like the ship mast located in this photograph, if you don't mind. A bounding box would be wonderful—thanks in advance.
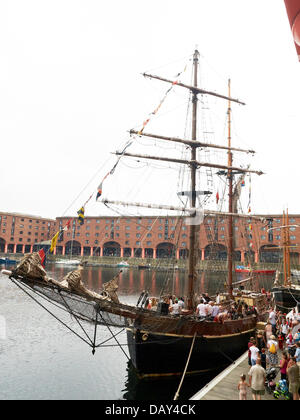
[227,79,233,297]
[283,209,291,286]
[187,49,199,310]
[107,49,264,309]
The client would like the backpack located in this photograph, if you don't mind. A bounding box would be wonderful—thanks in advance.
[269,342,276,354]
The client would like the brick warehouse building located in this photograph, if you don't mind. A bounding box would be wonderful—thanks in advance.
[1,211,300,264]
[0,212,56,254]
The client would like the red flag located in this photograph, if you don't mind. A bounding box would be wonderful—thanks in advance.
[63,219,72,231]
[38,249,46,268]
[216,191,219,204]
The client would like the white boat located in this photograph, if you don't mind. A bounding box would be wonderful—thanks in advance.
[117,261,129,268]
[55,259,81,266]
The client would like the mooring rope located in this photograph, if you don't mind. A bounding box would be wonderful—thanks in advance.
[173,332,196,400]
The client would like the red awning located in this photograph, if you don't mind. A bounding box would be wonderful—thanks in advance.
[284,0,300,60]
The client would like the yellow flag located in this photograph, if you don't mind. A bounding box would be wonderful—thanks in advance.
[50,231,59,253]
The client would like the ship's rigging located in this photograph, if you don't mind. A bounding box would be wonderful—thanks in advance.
[1,49,271,382]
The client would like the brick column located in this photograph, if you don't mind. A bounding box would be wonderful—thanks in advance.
[241,251,245,262]
[201,248,205,261]
[120,248,124,258]
[142,248,145,259]
[4,243,7,253]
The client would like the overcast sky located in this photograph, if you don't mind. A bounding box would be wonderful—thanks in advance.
[0,0,299,220]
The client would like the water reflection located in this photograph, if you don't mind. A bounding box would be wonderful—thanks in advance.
[47,263,275,300]
[122,360,224,400]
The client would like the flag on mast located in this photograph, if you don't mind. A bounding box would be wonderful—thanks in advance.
[63,219,72,231]
[77,207,85,225]
[50,231,60,253]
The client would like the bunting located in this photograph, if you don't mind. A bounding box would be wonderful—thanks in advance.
[93,62,188,202]
[138,65,187,135]
[247,175,252,213]
[77,207,85,225]
[63,219,72,231]
[96,182,103,201]
[95,140,132,201]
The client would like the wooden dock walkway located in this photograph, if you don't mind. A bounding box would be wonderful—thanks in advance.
[190,351,281,401]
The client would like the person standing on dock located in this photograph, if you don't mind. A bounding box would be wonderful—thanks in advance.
[264,321,273,343]
[248,358,266,400]
[237,374,250,400]
[267,335,279,368]
[249,341,260,366]
[287,357,300,400]
[248,337,255,366]
[268,308,277,336]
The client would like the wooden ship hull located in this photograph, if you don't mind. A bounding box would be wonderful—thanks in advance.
[95,292,269,377]
[126,313,267,378]
[272,285,300,313]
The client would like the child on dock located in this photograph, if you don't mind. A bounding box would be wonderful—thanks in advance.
[237,374,250,400]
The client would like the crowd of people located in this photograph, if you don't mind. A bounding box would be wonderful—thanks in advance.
[240,306,300,400]
[144,291,300,400]
[152,292,259,322]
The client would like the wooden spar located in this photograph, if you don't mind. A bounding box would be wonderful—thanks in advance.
[143,73,246,105]
[129,129,256,154]
[227,79,233,298]
[100,198,266,222]
[113,151,264,175]
[232,276,254,286]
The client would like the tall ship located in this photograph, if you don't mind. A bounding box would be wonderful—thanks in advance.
[2,49,271,378]
[271,210,300,313]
